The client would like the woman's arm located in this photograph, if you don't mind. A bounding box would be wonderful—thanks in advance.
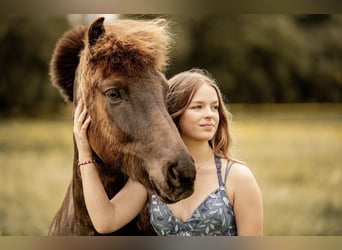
[229,164,263,236]
[80,165,147,234]
[74,100,147,234]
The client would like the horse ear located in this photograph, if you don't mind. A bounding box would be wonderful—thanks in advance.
[50,25,86,102]
[88,17,105,47]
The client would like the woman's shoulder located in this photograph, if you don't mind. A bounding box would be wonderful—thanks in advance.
[227,161,257,185]
[228,162,262,205]
[223,160,260,206]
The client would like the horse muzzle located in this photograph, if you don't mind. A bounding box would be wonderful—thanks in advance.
[149,161,196,204]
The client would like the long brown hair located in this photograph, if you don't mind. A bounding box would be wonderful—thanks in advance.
[167,68,237,161]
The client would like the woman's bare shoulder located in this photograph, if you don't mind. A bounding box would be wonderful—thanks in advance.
[229,162,258,185]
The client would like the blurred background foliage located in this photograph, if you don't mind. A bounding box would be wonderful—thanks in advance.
[0,14,342,117]
[167,14,342,103]
[0,15,69,116]
[0,14,341,236]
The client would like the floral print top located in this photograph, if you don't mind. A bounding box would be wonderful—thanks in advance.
[150,156,237,236]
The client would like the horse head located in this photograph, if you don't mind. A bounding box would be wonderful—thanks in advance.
[50,17,196,204]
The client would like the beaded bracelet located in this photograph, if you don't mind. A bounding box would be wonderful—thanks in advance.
[78,159,96,167]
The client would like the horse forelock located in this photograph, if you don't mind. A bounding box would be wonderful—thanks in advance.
[75,18,172,105]
[86,19,172,76]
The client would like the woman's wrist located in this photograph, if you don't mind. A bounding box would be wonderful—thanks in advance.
[78,151,93,161]
[78,159,97,167]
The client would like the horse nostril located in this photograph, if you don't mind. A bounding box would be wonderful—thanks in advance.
[167,163,181,188]
[166,157,196,191]
[167,163,179,178]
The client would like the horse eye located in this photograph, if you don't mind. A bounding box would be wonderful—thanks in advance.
[105,89,122,103]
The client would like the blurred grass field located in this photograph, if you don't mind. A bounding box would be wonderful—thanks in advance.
[0,103,341,235]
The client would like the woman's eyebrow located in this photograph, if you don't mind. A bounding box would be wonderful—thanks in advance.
[190,100,219,104]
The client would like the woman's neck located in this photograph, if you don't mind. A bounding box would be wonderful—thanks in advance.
[182,138,214,166]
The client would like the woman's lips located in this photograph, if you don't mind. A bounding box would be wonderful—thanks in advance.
[200,123,214,128]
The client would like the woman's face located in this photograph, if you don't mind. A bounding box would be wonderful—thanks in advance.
[179,83,220,143]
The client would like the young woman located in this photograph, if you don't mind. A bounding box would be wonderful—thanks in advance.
[75,68,263,236]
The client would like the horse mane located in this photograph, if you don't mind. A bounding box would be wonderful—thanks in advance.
[49,18,172,102]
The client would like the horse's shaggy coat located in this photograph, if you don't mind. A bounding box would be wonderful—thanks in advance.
[48,17,196,235]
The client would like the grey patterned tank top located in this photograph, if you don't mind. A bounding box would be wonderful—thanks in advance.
[150,156,237,236]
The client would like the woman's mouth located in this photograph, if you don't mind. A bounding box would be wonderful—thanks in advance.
[200,123,214,128]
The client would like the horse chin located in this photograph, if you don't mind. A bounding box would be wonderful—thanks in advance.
[149,179,194,204]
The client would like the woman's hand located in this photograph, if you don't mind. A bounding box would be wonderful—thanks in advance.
[73,100,148,234]
[73,100,92,162]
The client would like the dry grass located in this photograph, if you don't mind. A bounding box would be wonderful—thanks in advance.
[230,103,342,235]
[0,118,73,235]
[0,103,341,235]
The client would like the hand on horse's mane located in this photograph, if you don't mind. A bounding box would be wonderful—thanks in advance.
[73,100,93,162]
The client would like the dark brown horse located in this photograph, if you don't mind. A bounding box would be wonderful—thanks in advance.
[48,17,196,235]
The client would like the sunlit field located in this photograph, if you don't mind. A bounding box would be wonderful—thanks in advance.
[0,103,341,235]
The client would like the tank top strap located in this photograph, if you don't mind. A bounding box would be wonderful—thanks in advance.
[223,161,234,185]
[214,155,224,186]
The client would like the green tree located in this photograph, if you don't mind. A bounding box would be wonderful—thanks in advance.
[168,14,342,103]
[0,15,70,117]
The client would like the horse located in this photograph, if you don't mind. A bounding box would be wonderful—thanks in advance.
[48,17,196,235]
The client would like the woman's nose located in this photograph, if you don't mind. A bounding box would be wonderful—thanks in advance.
[204,107,214,118]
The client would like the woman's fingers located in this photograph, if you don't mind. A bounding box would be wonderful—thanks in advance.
[74,100,83,122]
[73,100,90,136]
[82,115,91,132]
[72,100,93,158]
[78,106,88,126]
